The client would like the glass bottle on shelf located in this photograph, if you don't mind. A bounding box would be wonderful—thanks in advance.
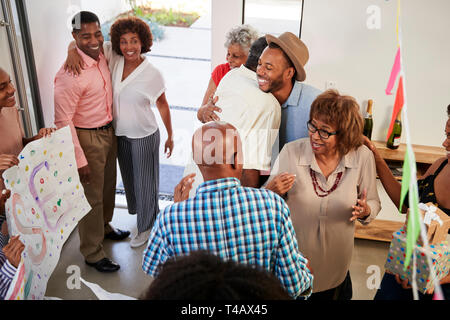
[387,111,402,149]
[363,99,374,140]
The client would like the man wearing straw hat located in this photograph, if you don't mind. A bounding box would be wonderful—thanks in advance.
[200,31,321,154]
[256,32,321,152]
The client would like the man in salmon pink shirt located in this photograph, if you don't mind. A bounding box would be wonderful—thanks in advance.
[54,11,129,273]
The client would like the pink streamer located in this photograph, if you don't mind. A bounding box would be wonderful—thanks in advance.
[385,47,401,95]
[432,291,444,300]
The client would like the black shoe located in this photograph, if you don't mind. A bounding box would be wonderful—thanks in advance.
[86,258,120,272]
[105,228,130,241]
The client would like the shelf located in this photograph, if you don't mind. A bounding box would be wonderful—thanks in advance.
[355,142,445,242]
[372,140,446,165]
[355,219,404,242]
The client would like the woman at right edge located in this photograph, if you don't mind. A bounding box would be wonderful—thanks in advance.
[367,105,450,300]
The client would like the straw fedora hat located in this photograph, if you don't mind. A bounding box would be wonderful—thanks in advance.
[265,32,309,82]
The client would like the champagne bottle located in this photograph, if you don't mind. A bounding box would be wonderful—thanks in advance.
[363,100,374,140]
[387,111,402,149]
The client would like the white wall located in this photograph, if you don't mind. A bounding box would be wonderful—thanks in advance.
[301,0,450,147]
[26,0,450,146]
[210,0,449,147]
[79,0,129,25]
[25,0,128,127]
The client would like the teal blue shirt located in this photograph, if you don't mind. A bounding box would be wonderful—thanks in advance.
[279,81,322,151]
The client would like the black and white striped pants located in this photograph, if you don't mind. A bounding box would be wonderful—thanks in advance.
[117,130,160,233]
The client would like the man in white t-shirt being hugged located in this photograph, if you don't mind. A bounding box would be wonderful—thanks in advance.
[188,37,280,193]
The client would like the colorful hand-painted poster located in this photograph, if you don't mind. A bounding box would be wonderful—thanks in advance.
[2,126,91,300]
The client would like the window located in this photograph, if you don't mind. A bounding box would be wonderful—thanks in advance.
[243,0,304,37]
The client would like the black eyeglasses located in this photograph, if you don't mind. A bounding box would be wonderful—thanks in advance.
[307,120,338,139]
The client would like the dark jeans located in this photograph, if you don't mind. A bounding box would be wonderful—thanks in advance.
[307,271,353,300]
[374,273,450,300]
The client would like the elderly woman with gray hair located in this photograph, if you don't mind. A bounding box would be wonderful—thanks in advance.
[201,24,259,106]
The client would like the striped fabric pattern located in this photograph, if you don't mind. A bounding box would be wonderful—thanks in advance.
[117,130,160,233]
[0,231,16,300]
[142,177,313,298]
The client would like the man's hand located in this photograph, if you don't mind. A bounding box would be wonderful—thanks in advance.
[2,236,25,268]
[350,188,371,222]
[265,173,296,196]
[78,165,91,185]
[36,127,56,140]
[173,174,196,203]
[306,258,313,275]
[197,96,221,123]
[0,154,19,175]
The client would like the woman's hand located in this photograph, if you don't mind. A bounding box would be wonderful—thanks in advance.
[173,174,196,203]
[1,190,11,234]
[2,236,25,268]
[425,273,450,295]
[394,274,412,289]
[363,136,382,161]
[64,47,84,77]
[165,138,174,158]
[350,188,371,222]
[197,96,221,123]
[1,189,11,210]
[265,173,296,196]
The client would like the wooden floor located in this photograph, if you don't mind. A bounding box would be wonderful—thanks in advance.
[355,219,404,242]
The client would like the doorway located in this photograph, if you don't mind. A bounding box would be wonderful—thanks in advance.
[0,0,42,137]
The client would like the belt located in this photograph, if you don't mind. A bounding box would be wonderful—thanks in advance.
[75,122,112,131]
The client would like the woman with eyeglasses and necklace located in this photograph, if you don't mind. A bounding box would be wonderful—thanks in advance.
[266,90,381,300]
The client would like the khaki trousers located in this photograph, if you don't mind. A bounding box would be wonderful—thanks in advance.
[76,126,117,263]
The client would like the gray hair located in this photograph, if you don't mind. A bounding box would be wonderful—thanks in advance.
[224,24,259,54]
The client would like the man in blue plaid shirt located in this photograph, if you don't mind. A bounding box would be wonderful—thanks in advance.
[142,122,313,298]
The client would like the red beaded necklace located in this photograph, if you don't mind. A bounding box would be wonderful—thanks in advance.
[309,168,343,197]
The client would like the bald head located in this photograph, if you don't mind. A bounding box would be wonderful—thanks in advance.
[192,121,243,181]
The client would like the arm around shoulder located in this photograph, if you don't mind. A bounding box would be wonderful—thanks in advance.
[357,146,382,224]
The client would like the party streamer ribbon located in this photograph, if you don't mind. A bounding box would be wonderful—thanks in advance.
[418,203,443,226]
[391,0,443,300]
[386,76,404,140]
[385,47,401,95]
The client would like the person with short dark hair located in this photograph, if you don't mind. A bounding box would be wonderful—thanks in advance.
[266,90,381,300]
[54,11,129,273]
[140,250,292,300]
[64,15,174,248]
[143,122,313,299]
[71,11,100,31]
[256,32,322,151]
